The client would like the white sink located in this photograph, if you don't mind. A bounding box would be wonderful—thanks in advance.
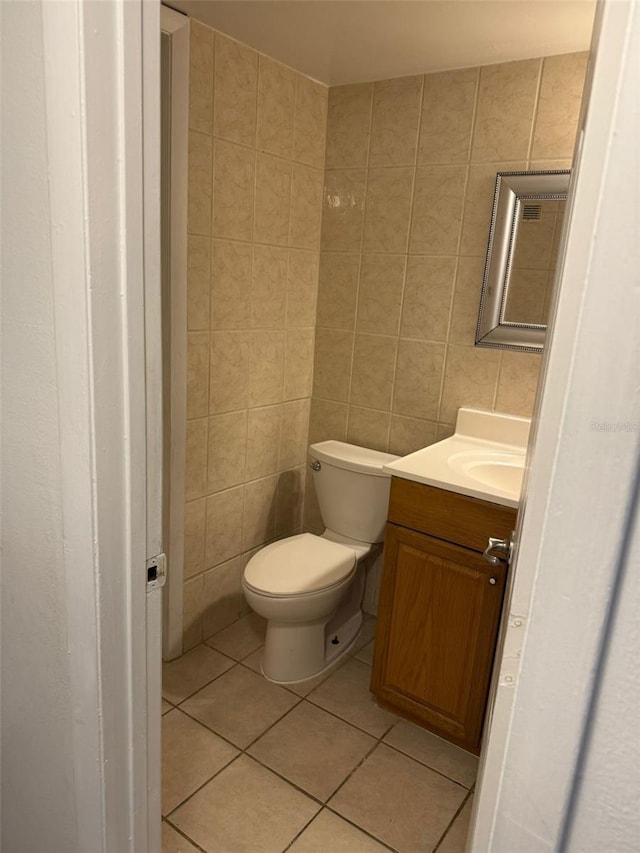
[448,450,525,495]
[384,408,530,507]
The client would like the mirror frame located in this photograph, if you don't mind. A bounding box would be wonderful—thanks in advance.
[475,169,571,353]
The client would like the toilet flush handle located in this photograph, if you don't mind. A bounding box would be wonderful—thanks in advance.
[309,460,321,471]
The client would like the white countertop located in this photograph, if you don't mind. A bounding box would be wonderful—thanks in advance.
[384,408,531,508]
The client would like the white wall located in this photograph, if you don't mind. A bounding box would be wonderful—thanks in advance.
[1,2,78,848]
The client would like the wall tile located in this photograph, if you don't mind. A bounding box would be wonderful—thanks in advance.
[275,468,305,537]
[213,139,255,241]
[189,21,214,134]
[257,55,296,158]
[246,405,282,480]
[183,574,205,651]
[293,76,328,168]
[356,254,407,336]
[418,68,478,164]
[184,498,206,579]
[392,339,445,420]
[471,59,541,162]
[316,252,360,330]
[280,399,311,469]
[439,345,501,423]
[251,245,288,329]
[325,84,373,168]
[188,131,213,236]
[313,328,354,402]
[187,332,210,419]
[532,53,588,160]
[242,475,279,550]
[410,165,467,255]
[459,161,525,257]
[321,169,367,252]
[495,350,541,416]
[350,334,398,410]
[205,486,245,569]
[284,328,315,400]
[448,256,485,345]
[207,411,248,494]
[188,235,211,331]
[400,256,456,342]
[202,556,249,638]
[254,153,292,246]
[290,164,324,250]
[209,331,250,413]
[210,239,252,330]
[369,75,423,166]
[308,398,349,445]
[389,416,438,457]
[363,167,414,254]
[185,419,208,502]
[214,33,258,145]
[346,407,391,452]
[286,250,319,328]
[249,330,285,407]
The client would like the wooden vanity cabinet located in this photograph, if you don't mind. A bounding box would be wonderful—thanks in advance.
[370,477,517,754]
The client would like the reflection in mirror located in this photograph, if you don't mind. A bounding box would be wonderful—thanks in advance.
[475,170,570,353]
[503,198,567,324]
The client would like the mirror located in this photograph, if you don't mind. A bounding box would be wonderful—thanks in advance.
[475,170,570,353]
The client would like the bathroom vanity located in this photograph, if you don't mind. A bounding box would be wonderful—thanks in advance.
[370,408,529,754]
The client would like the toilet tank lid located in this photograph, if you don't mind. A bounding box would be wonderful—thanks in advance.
[244,533,356,595]
[309,440,399,476]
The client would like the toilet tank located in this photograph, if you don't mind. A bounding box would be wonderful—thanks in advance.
[309,441,399,544]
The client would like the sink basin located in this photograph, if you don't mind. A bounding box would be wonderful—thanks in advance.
[383,408,531,507]
[448,450,525,494]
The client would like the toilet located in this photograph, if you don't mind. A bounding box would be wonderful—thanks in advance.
[242,440,399,684]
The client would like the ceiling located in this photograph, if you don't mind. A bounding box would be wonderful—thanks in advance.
[168,0,596,85]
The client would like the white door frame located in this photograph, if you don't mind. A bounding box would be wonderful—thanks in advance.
[160,5,190,662]
[39,0,160,848]
[471,0,640,848]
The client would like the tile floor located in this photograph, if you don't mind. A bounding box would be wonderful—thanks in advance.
[162,613,477,853]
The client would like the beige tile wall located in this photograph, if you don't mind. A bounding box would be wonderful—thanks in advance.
[184,21,328,649]
[306,52,587,531]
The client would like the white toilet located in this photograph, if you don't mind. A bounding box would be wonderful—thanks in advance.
[242,440,399,684]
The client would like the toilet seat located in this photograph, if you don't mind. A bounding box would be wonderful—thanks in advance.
[243,533,356,597]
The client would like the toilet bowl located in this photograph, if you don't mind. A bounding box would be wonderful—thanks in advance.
[242,441,399,684]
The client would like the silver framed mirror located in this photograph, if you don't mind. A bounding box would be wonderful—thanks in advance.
[475,170,570,353]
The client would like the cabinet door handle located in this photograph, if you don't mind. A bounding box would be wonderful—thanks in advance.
[483,535,512,566]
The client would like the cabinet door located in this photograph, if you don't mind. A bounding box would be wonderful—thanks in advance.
[371,523,507,753]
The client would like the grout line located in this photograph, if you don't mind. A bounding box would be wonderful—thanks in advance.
[163,817,210,853]
[432,788,474,853]
[526,58,545,167]
[324,805,401,852]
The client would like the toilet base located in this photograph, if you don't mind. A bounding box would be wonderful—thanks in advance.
[261,609,363,685]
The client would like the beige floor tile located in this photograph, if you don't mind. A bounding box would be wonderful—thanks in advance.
[249,701,375,801]
[206,612,266,661]
[437,795,474,853]
[354,639,375,665]
[308,658,396,737]
[162,821,201,853]
[285,656,349,698]
[180,664,299,748]
[289,809,389,852]
[161,699,173,715]
[162,709,238,815]
[384,721,478,788]
[240,646,263,674]
[162,644,234,705]
[171,755,320,853]
[329,744,467,852]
